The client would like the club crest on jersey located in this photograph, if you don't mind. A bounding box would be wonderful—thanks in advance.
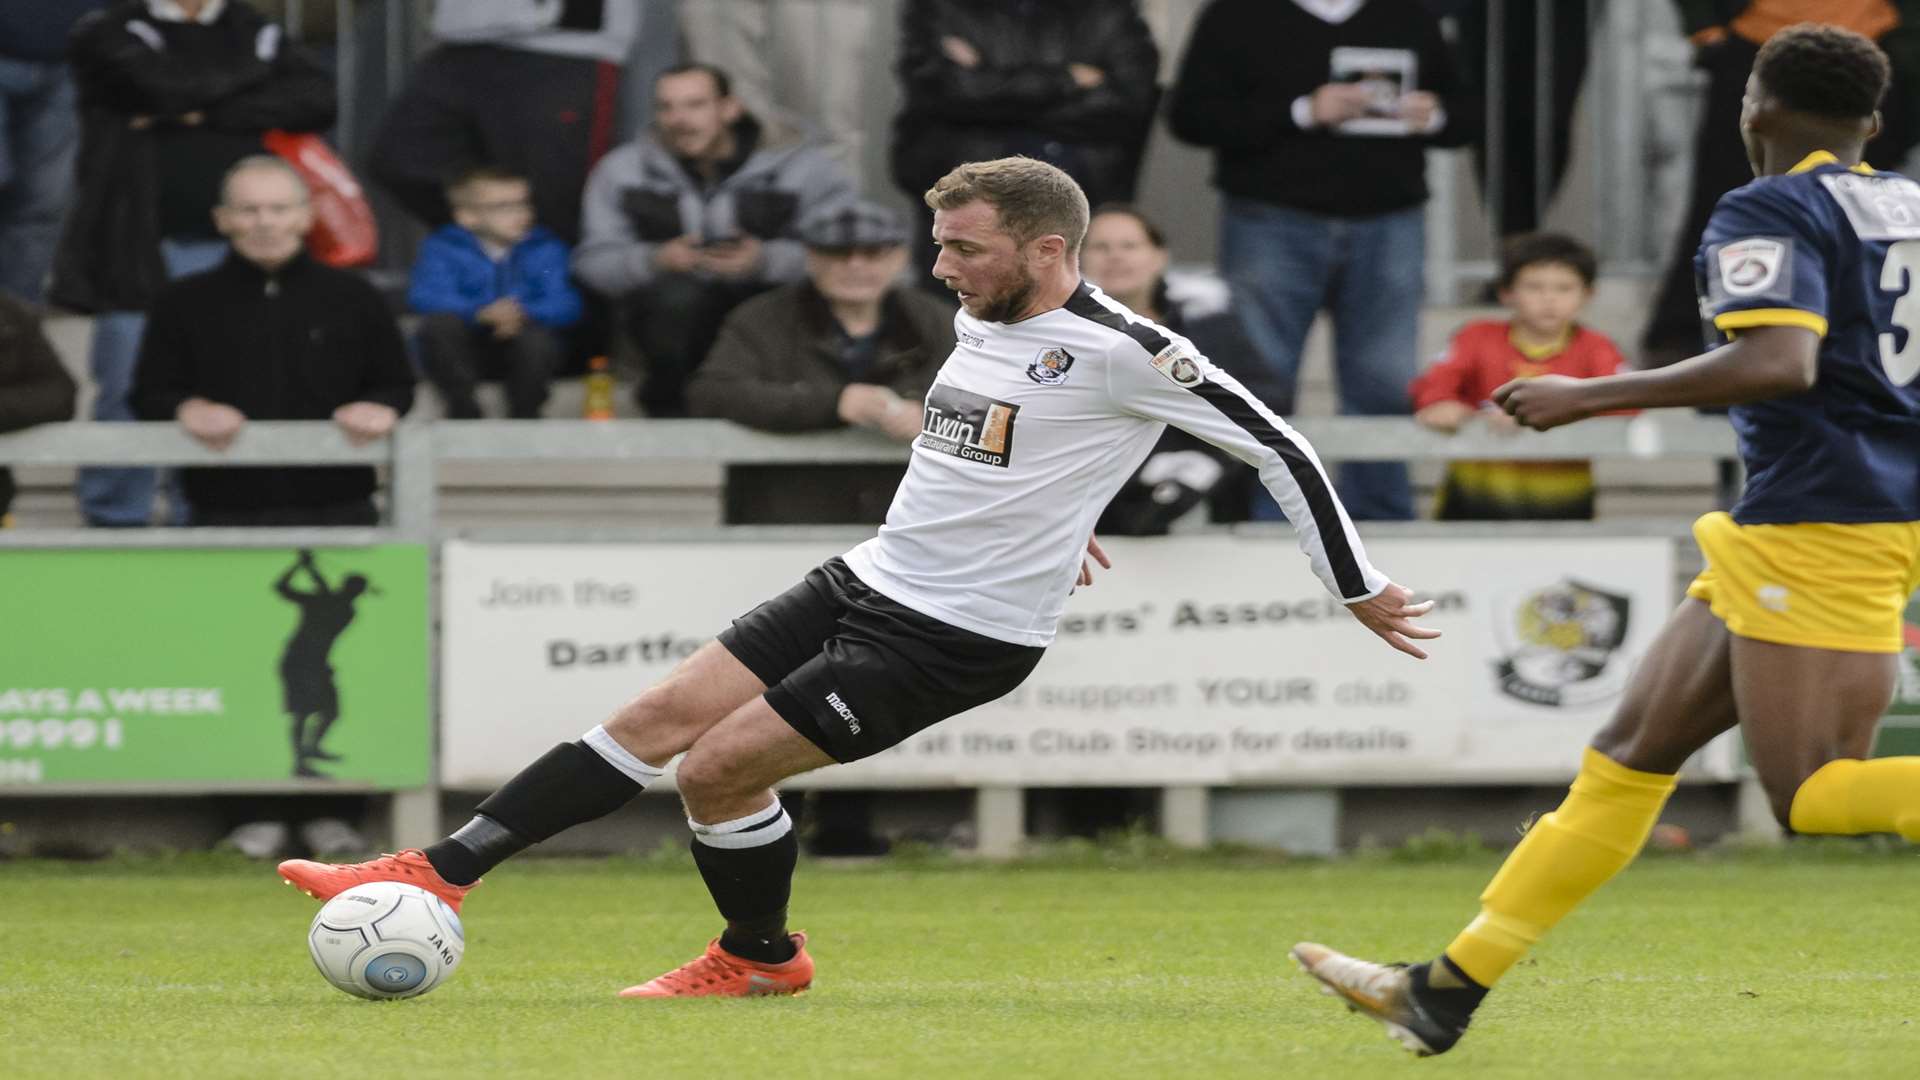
[1149,343,1204,387]
[1026,346,1076,385]
[1716,237,1786,297]
[918,384,1019,468]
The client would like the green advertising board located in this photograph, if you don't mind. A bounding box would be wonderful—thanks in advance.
[0,546,429,787]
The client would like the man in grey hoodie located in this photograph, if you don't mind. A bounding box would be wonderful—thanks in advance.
[574,62,857,416]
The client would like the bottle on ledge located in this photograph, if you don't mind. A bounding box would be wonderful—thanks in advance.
[583,356,615,421]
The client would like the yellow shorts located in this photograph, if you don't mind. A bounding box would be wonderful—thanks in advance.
[1686,511,1920,653]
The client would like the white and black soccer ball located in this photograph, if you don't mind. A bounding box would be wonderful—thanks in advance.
[306,882,464,1000]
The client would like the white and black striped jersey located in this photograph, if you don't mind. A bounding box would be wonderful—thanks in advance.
[842,282,1388,647]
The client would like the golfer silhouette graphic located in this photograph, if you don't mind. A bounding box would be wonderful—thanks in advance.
[275,549,375,778]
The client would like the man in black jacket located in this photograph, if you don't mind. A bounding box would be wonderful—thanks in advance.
[1170,0,1474,522]
[890,0,1159,287]
[56,0,334,527]
[132,157,414,527]
[0,293,79,527]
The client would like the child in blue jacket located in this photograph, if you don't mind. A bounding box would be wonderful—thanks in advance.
[408,167,582,418]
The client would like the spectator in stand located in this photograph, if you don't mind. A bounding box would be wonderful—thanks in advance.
[1079,203,1278,533]
[55,0,335,527]
[1169,0,1475,522]
[1080,204,1267,387]
[575,63,857,417]
[1411,233,1627,521]
[0,292,79,527]
[1445,0,1592,240]
[369,0,641,244]
[0,1,107,303]
[131,157,414,527]
[1643,2,1920,368]
[679,0,875,176]
[688,200,951,525]
[408,167,582,420]
[890,0,1159,286]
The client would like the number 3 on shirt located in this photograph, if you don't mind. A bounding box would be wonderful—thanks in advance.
[1879,239,1920,386]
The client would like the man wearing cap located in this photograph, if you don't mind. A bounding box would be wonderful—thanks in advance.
[687,200,954,525]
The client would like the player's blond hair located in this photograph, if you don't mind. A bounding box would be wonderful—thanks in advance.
[924,157,1090,254]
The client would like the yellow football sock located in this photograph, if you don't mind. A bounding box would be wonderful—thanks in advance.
[1788,757,1920,840]
[1443,747,1677,988]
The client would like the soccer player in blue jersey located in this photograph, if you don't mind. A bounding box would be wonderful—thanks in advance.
[1294,23,1920,1056]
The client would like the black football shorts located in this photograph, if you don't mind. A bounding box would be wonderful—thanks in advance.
[718,557,1045,762]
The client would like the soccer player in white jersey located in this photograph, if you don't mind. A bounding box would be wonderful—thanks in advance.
[278,157,1441,997]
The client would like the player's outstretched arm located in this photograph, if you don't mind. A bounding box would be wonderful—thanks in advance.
[1491,324,1819,430]
[1075,534,1111,588]
[1346,582,1441,660]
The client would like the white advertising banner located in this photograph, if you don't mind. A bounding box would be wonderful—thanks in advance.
[442,536,1735,788]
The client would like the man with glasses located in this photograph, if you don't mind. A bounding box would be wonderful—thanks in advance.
[408,166,582,420]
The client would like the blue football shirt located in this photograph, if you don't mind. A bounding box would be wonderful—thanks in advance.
[1695,151,1920,524]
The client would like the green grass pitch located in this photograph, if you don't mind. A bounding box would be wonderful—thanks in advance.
[3,842,1917,1079]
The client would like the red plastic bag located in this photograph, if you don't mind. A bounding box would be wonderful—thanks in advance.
[263,130,379,267]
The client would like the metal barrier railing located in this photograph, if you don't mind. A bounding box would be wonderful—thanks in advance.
[0,413,1737,539]
[0,414,1737,470]
[0,413,1737,540]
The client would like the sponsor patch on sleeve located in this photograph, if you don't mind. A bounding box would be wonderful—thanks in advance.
[1710,236,1791,300]
[1149,343,1205,387]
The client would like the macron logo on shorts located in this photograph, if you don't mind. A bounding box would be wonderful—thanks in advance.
[825,691,862,735]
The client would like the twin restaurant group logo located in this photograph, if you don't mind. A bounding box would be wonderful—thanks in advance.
[917,385,1018,468]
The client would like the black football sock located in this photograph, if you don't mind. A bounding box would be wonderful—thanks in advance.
[1410,956,1489,1025]
[423,815,523,886]
[423,726,663,885]
[688,800,800,965]
[717,908,794,965]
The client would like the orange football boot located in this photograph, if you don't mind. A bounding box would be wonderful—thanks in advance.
[618,932,813,998]
[277,848,475,913]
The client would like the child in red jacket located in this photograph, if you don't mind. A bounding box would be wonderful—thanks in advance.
[1410,233,1626,519]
